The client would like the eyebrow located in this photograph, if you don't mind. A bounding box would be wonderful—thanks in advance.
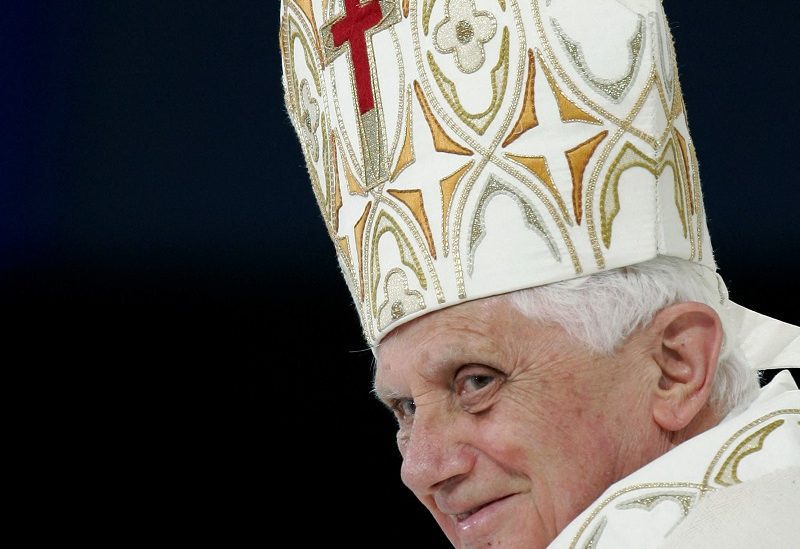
[371,384,403,409]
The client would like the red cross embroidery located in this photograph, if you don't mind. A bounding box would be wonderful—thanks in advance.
[321,0,401,188]
[330,0,385,114]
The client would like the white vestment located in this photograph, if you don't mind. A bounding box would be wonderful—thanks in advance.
[547,370,800,548]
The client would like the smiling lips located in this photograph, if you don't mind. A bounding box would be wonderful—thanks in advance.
[455,503,488,522]
[452,494,514,523]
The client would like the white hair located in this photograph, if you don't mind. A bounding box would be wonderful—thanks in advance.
[503,256,760,415]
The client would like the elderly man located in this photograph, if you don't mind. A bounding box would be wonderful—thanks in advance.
[279,0,799,547]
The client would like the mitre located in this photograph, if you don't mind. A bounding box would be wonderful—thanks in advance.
[279,0,798,368]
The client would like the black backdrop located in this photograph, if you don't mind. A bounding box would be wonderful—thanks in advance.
[3,2,798,545]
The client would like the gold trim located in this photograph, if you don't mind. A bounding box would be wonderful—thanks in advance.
[427,27,510,136]
[551,15,644,103]
[342,141,368,196]
[714,420,785,487]
[672,128,695,214]
[391,87,416,181]
[539,54,600,125]
[291,0,323,58]
[468,176,561,275]
[338,236,353,274]
[581,66,658,269]
[599,139,683,249]
[354,201,373,301]
[370,210,429,317]
[502,49,539,147]
[569,483,708,549]
[333,137,344,232]
[566,131,608,225]
[532,3,664,150]
[422,0,439,36]
[440,161,474,257]
[504,153,570,221]
[413,80,474,156]
[702,409,800,488]
[387,189,437,259]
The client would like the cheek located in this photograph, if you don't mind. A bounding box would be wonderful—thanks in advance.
[490,393,620,484]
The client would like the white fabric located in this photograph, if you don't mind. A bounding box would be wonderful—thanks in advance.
[662,467,800,549]
[728,302,800,371]
[547,371,800,548]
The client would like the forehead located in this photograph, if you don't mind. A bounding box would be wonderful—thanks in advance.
[373,296,546,390]
[378,296,502,353]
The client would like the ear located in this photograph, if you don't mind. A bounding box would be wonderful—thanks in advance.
[649,302,723,432]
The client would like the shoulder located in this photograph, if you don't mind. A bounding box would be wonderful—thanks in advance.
[662,467,800,549]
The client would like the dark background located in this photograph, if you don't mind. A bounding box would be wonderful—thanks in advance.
[3,1,798,544]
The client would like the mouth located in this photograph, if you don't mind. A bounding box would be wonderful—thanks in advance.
[455,505,486,522]
[454,494,515,524]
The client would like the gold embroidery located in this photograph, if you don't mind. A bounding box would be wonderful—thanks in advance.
[672,128,695,214]
[370,210,428,316]
[702,409,800,489]
[532,1,667,150]
[689,140,703,262]
[333,147,344,232]
[377,268,426,330]
[413,80,474,155]
[566,131,608,224]
[569,483,709,549]
[428,27,510,135]
[362,108,391,188]
[503,50,539,147]
[552,16,644,103]
[504,153,570,221]
[714,420,784,487]
[391,87,416,181]
[616,492,696,516]
[320,1,401,190]
[298,79,321,162]
[433,0,498,74]
[402,0,409,18]
[539,55,600,125]
[341,140,368,196]
[321,118,334,218]
[284,21,322,108]
[387,25,408,157]
[380,197,447,305]
[388,189,437,259]
[497,0,506,11]
[282,10,333,232]
[440,161,474,257]
[582,68,655,270]
[468,176,561,274]
[653,8,675,104]
[583,517,606,549]
[422,0,439,36]
[338,236,353,274]
[291,0,323,55]
[423,1,581,294]
[354,201,373,301]
[600,139,685,249]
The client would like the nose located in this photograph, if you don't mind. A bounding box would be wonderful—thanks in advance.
[399,410,475,495]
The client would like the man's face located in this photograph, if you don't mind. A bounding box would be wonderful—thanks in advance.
[374,296,665,548]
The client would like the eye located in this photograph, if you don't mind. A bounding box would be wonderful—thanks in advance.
[463,374,494,393]
[454,365,502,412]
[393,398,416,420]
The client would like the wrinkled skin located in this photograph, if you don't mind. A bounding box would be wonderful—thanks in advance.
[374,297,720,548]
